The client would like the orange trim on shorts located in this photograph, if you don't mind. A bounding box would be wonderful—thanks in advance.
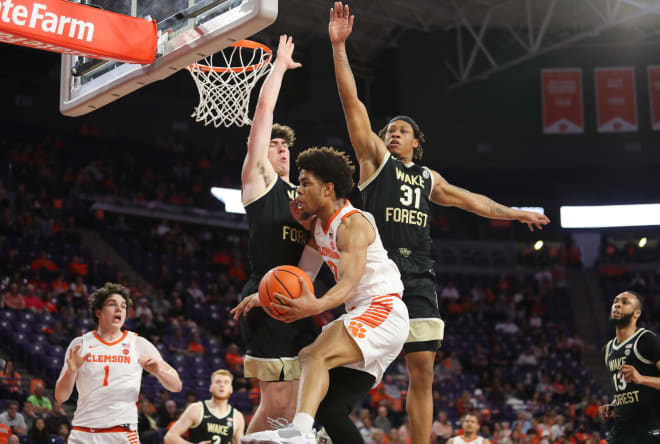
[351,294,399,329]
[73,425,132,433]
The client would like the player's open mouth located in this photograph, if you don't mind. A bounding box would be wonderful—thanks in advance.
[113,315,122,321]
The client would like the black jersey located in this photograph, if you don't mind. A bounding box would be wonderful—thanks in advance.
[359,153,434,275]
[245,177,308,279]
[604,328,660,428]
[188,401,236,444]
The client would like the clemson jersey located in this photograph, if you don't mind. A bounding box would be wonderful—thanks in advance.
[313,199,403,310]
[66,330,151,427]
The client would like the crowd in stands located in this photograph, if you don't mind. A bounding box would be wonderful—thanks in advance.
[2,134,658,444]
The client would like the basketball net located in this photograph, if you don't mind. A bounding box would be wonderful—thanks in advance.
[186,40,272,128]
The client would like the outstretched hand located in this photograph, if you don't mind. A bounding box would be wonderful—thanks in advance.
[329,2,354,45]
[274,34,301,71]
[518,210,550,231]
[269,276,319,323]
[230,293,261,319]
[66,345,90,373]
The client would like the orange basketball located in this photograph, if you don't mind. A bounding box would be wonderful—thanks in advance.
[258,265,314,318]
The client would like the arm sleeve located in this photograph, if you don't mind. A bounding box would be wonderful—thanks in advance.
[637,331,660,364]
[136,336,163,360]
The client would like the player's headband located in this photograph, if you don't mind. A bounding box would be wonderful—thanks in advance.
[388,115,421,138]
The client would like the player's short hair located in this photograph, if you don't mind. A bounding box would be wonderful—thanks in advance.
[624,290,644,311]
[461,412,479,423]
[89,282,132,324]
[296,147,356,198]
[211,369,234,382]
[378,116,426,162]
[271,123,296,146]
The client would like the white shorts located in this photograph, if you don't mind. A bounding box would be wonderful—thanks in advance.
[69,427,139,444]
[326,294,409,386]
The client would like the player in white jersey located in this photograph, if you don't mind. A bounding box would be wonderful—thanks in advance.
[447,414,492,444]
[239,147,409,444]
[55,282,182,444]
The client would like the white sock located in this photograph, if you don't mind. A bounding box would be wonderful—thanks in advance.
[292,412,314,433]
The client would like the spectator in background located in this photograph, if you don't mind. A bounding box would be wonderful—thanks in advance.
[431,410,453,442]
[27,382,52,415]
[167,326,188,355]
[51,274,69,298]
[31,251,57,272]
[42,291,57,313]
[23,284,44,312]
[373,405,391,433]
[0,361,22,397]
[3,284,25,311]
[440,281,460,301]
[68,256,88,276]
[47,321,68,347]
[225,343,244,374]
[186,280,205,303]
[187,331,205,355]
[0,422,10,444]
[21,402,36,431]
[27,417,49,444]
[371,428,386,444]
[360,416,375,443]
[44,403,69,436]
[134,298,154,323]
[227,257,247,283]
[158,400,178,429]
[137,399,160,444]
[0,401,26,438]
[6,435,18,444]
[69,275,88,309]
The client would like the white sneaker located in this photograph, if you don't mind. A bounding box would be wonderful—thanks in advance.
[316,427,332,444]
[241,425,316,444]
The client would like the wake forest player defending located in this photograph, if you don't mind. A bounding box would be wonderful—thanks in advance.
[599,291,660,443]
[55,283,182,444]
[241,147,409,444]
[329,4,550,444]
[165,370,245,444]
[238,35,317,432]
[447,413,492,444]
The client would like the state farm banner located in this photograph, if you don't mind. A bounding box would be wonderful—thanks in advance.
[648,66,660,131]
[542,69,584,134]
[595,67,638,133]
[0,0,156,64]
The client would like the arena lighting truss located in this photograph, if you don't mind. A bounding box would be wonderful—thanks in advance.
[444,0,660,88]
[258,0,660,83]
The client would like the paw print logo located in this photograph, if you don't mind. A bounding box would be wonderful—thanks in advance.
[349,320,366,339]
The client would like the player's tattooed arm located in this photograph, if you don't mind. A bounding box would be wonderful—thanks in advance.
[430,170,550,231]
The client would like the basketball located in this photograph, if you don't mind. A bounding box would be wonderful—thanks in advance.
[258,265,314,317]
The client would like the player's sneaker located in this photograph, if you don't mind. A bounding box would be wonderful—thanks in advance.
[241,427,316,444]
[241,418,316,444]
[316,427,332,444]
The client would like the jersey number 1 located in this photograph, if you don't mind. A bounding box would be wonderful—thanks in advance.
[400,185,421,209]
[103,366,109,386]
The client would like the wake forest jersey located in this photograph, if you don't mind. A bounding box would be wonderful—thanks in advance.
[359,152,434,275]
[245,176,307,278]
[604,328,660,427]
[188,401,235,444]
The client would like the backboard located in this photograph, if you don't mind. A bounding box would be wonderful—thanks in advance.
[59,0,277,116]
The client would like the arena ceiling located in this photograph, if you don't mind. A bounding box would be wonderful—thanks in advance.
[255,0,660,85]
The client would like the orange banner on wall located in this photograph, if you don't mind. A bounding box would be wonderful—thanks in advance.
[595,67,638,133]
[648,66,660,131]
[542,69,584,134]
[0,0,156,64]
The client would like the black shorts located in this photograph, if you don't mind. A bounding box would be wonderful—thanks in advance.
[610,424,660,444]
[240,278,318,380]
[400,273,445,354]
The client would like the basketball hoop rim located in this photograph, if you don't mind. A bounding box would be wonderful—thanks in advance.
[186,39,272,74]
